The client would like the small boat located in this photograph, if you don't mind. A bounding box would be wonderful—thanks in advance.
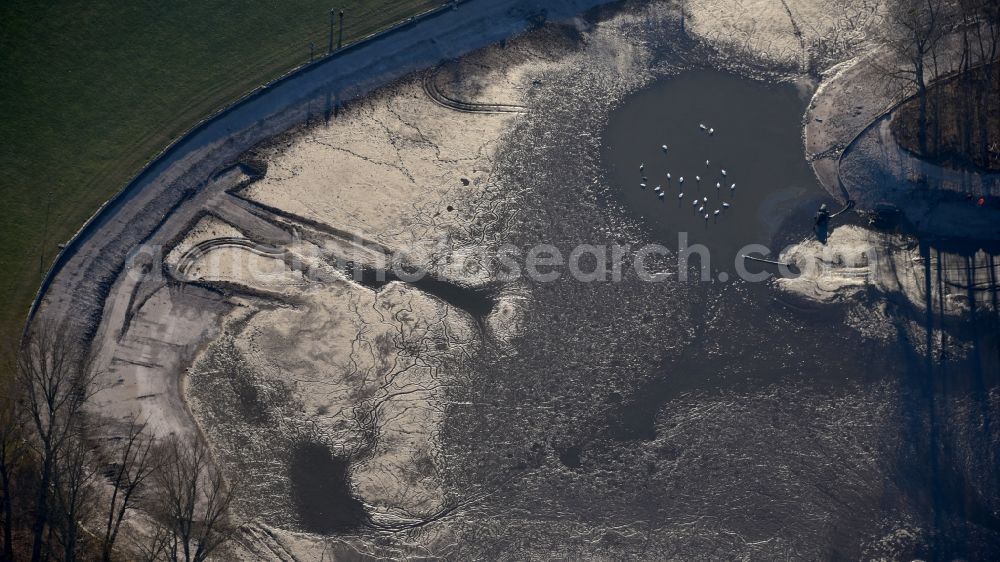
[661,144,668,151]
[714,209,720,216]
[678,192,684,198]
[730,183,736,190]
[722,202,730,208]
[721,169,727,176]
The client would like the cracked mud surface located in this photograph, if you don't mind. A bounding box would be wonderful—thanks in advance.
[58,0,1000,559]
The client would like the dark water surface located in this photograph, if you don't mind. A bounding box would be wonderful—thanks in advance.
[604,70,828,276]
[602,70,877,397]
[288,441,367,533]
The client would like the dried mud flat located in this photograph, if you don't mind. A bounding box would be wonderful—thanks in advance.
[37,0,1000,560]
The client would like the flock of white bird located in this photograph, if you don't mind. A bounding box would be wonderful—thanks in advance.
[638,123,736,221]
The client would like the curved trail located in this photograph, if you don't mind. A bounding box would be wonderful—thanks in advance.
[174,237,286,278]
[422,68,528,113]
[30,0,614,340]
[805,29,1000,241]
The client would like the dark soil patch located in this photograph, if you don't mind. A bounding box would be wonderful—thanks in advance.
[557,445,583,468]
[892,63,1000,171]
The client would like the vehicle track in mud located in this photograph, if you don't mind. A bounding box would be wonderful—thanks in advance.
[173,231,499,322]
[422,67,528,113]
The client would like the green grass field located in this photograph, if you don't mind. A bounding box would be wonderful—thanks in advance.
[0,0,442,340]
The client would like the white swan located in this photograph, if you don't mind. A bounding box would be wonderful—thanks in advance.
[708,128,715,135]
[679,176,684,184]
[714,209,720,216]
[678,192,684,198]
[666,172,672,180]
[698,206,704,213]
[730,183,736,190]
[695,175,701,183]
[715,182,721,189]
[705,159,710,167]
[721,169,727,177]
[661,144,668,151]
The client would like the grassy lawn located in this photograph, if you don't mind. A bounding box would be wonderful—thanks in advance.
[0,0,443,341]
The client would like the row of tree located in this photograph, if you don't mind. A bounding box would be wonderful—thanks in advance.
[0,324,236,561]
[883,0,1000,167]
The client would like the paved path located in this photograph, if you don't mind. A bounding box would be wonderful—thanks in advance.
[31,0,616,338]
[804,31,1000,241]
[29,0,617,479]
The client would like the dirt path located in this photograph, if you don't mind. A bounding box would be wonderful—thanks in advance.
[804,29,1000,240]
[423,67,528,113]
[30,0,616,340]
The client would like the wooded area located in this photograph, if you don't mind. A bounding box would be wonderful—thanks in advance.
[0,323,235,561]
[883,0,1000,170]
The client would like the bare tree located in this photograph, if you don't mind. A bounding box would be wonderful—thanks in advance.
[130,520,171,562]
[50,432,99,562]
[15,322,100,562]
[98,416,156,562]
[0,389,27,562]
[961,0,1000,163]
[881,0,948,154]
[151,436,236,562]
